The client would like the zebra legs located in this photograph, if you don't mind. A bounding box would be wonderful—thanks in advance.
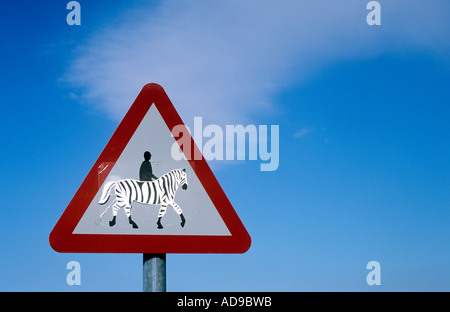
[156,202,185,229]
[124,205,138,228]
[157,203,167,229]
[108,201,185,229]
[172,202,185,228]
[180,213,186,228]
[109,202,121,226]
[156,217,164,229]
[109,203,138,228]
[128,216,138,228]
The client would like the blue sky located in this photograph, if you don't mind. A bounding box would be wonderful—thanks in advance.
[1,1,449,291]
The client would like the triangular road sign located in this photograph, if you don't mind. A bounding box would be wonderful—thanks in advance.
[49,83,251,253]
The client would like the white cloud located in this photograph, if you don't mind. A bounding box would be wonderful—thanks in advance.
[294,128,313,138]
[64,0,449,125]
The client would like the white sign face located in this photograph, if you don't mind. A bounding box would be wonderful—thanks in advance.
[73,104,231,236]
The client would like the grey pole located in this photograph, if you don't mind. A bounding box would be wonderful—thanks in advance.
[143,253,166,292]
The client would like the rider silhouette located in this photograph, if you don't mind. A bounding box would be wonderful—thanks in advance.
[139,151,158,181]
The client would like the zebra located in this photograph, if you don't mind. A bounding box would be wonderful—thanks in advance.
[98,168,188,229]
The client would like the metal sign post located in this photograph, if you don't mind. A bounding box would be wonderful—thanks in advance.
[143,253,166,292]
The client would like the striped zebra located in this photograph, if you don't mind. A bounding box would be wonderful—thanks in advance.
[98,169,188,229]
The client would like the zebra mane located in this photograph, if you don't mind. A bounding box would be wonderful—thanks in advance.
[165,168,184,174]
[156,168,186,181]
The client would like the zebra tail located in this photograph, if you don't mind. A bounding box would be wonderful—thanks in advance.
[98,181,116,205]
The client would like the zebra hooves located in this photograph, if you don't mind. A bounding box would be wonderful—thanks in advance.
[109,216,116,227]
[128,216,139,229]
[180,214,186,228]
[157,217,163,229]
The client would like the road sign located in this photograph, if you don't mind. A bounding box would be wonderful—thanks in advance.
[49,83,251,253]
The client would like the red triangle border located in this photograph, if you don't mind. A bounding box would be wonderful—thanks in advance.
[49,83,251,253]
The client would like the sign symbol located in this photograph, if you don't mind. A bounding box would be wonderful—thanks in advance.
[98,169,188,229]
[49,83,251,254]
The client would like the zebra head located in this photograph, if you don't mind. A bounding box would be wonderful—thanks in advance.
[180,168,188,190]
